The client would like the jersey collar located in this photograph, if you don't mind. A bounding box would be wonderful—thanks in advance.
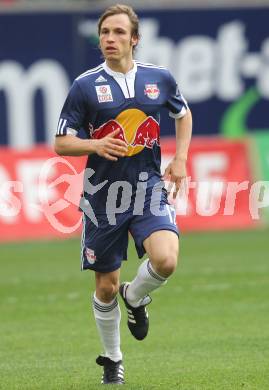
[102,61,137,79]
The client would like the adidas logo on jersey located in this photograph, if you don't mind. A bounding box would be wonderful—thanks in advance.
[95,75,107,83]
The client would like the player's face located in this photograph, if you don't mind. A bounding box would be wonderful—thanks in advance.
[99,14,138,64]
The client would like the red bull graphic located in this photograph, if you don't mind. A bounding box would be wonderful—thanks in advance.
[92,120,127,143]
[130,117,160,149]
[92,109,160,157]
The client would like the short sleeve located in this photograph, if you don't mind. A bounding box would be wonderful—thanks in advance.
[165,72,188,119]
[56,80,87,136]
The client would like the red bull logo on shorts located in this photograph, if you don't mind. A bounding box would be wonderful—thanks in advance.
[85,247,96,264]
[92,109,160,157]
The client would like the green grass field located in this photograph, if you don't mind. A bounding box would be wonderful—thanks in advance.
[1,229,269,390]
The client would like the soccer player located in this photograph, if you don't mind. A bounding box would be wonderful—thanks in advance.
[55,4,192,385]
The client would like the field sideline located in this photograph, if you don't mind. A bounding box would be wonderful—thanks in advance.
[1,229,269,390]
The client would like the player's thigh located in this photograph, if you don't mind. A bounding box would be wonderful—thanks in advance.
[130,199,179,263]
[143,230,179,260]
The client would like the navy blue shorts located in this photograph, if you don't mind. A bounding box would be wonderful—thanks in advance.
[80,195,179,273]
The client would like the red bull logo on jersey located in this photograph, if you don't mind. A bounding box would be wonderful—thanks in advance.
[92,109,160,157]
[144,84,160,100]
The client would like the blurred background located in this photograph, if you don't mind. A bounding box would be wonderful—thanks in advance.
[1,0,269,240]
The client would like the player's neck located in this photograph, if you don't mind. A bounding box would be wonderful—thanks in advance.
[105,57,134,75]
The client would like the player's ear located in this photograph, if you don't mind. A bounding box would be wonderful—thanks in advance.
[131,35,138,48]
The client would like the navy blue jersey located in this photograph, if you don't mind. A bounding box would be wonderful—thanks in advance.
[56,61,188,212]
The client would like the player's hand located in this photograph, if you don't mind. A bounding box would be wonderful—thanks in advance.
[94,128,128,161]
[163,157,187,199]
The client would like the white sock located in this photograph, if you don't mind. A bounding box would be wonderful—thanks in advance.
[93,293,122,362]
[126,259,167,307]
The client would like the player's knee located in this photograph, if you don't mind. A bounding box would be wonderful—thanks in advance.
[153,251,178,278]
[161,255,177,277]
[96,278,119,303]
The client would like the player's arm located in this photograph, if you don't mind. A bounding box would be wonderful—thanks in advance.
[163,71,192,198]
[163,108,192,198]
[54,129,128,161]
[54,80,127,161]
